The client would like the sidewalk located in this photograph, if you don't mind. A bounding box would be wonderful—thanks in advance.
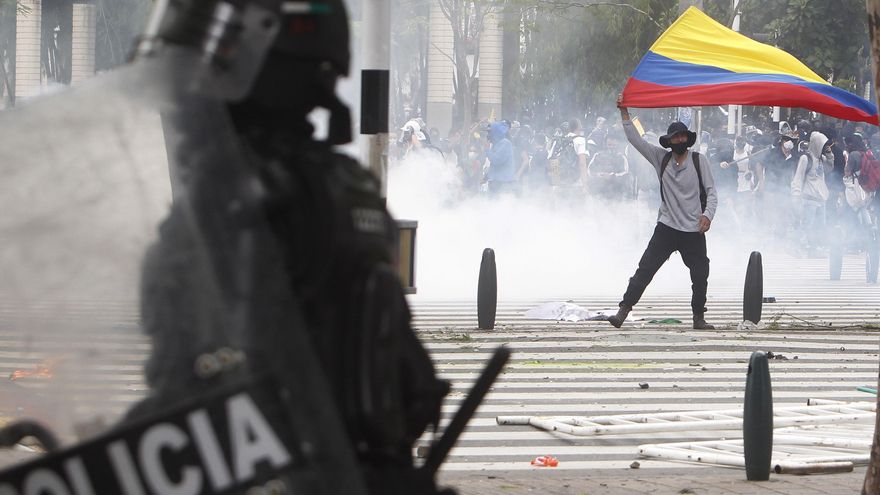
[440,466,867,494]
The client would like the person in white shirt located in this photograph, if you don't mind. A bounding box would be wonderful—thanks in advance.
[719,135,762,231]
[568,118,589,190]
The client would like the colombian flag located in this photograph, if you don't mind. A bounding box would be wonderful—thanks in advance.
[621,7,878,125]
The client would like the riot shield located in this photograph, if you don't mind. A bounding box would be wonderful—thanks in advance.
[0,41,368,495]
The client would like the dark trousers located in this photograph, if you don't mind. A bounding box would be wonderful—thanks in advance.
[621,222,710,314]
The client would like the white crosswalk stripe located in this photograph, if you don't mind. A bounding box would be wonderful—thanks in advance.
[411,252,880,471]
[0,252,875,474]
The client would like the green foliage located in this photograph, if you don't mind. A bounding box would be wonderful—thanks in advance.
[505,0,678,125]
[500,0,872,126]
[391,0,431,125]
[761,0,870,94]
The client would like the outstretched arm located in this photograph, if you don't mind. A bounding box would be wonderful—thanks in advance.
[618,94,630,122]
[617,94,664,171]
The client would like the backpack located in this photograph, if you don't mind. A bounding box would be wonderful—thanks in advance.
[555,136,581,183]
[660,151,706,212]
[859,149,880,192]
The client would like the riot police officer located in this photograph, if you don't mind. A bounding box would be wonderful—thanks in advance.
[131,2,451,494]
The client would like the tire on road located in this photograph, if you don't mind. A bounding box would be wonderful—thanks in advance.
[743,350,773,481]
[478,248,497,330]
[743,251,763,324]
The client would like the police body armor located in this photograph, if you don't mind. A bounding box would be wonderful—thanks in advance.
[133,113,450,493]
[252,136,448,462]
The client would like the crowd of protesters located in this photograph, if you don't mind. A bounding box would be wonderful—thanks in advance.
[391,110,880,267]
[708,116,880,264]
[393,113,644,202]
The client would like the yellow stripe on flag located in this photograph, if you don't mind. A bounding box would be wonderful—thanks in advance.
[651,7,828,85]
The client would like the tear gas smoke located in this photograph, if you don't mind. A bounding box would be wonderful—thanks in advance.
[387,150,791,301]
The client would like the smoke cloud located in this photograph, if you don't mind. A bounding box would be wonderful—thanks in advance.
[387,150,790,302]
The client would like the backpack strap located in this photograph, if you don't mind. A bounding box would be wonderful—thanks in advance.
[660,151,707,213]
[693,152,707,213]
[659,152,672,205]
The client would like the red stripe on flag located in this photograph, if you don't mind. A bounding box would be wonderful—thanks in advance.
[621,78,879,125]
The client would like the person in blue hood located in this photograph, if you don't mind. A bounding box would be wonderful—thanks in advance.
[484,121,517,195]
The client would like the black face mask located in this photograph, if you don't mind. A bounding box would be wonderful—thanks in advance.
[671,142,689,155]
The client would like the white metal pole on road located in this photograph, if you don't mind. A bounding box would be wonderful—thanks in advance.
[729,0,741,136]
[361,0,391,198]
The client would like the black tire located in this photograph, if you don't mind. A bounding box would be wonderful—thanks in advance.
[743,251,763,324]
[743,351,773,481]
[477,248,497,330]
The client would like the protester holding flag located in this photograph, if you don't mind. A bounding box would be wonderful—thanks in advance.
[609,95,718,331]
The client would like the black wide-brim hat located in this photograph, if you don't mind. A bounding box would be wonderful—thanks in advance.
[659,121,697,149]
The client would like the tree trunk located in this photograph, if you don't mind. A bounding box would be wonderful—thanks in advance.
[456,34,472,166]
[863,3,880,491]
[0,0,16,107]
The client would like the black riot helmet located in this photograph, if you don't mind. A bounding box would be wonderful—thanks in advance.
[238,0,353,144]
[136,0,353,143]
[272,0,350,76]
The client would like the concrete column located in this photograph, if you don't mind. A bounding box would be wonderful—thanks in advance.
[426,3,453,134]
[477,11,502,121]
[70,2,96,84]
[15,0,42,102]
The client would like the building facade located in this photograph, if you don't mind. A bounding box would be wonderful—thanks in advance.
[426,4,504,135]
[7,0,97,106]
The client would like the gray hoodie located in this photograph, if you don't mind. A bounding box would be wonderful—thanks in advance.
[791,131,831,204]
[623,120,718,232]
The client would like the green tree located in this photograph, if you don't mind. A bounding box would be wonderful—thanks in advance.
[390,0,871,135]
[391,0,431,127]
[504,0,678,128]
[763,0,870,97]
[499,0,871,130]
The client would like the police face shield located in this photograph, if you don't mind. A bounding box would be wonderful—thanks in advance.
[137,0,281,101]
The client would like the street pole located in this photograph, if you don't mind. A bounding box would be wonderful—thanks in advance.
[361,0,391,198]
[862,4,880,493]
[729,0,741,136]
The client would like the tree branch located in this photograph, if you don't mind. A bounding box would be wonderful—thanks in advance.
[728,0,753,28]
[429,40,456,65]
[534,1,663,29]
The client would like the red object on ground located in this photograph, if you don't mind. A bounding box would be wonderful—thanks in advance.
[530,455,559,467]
